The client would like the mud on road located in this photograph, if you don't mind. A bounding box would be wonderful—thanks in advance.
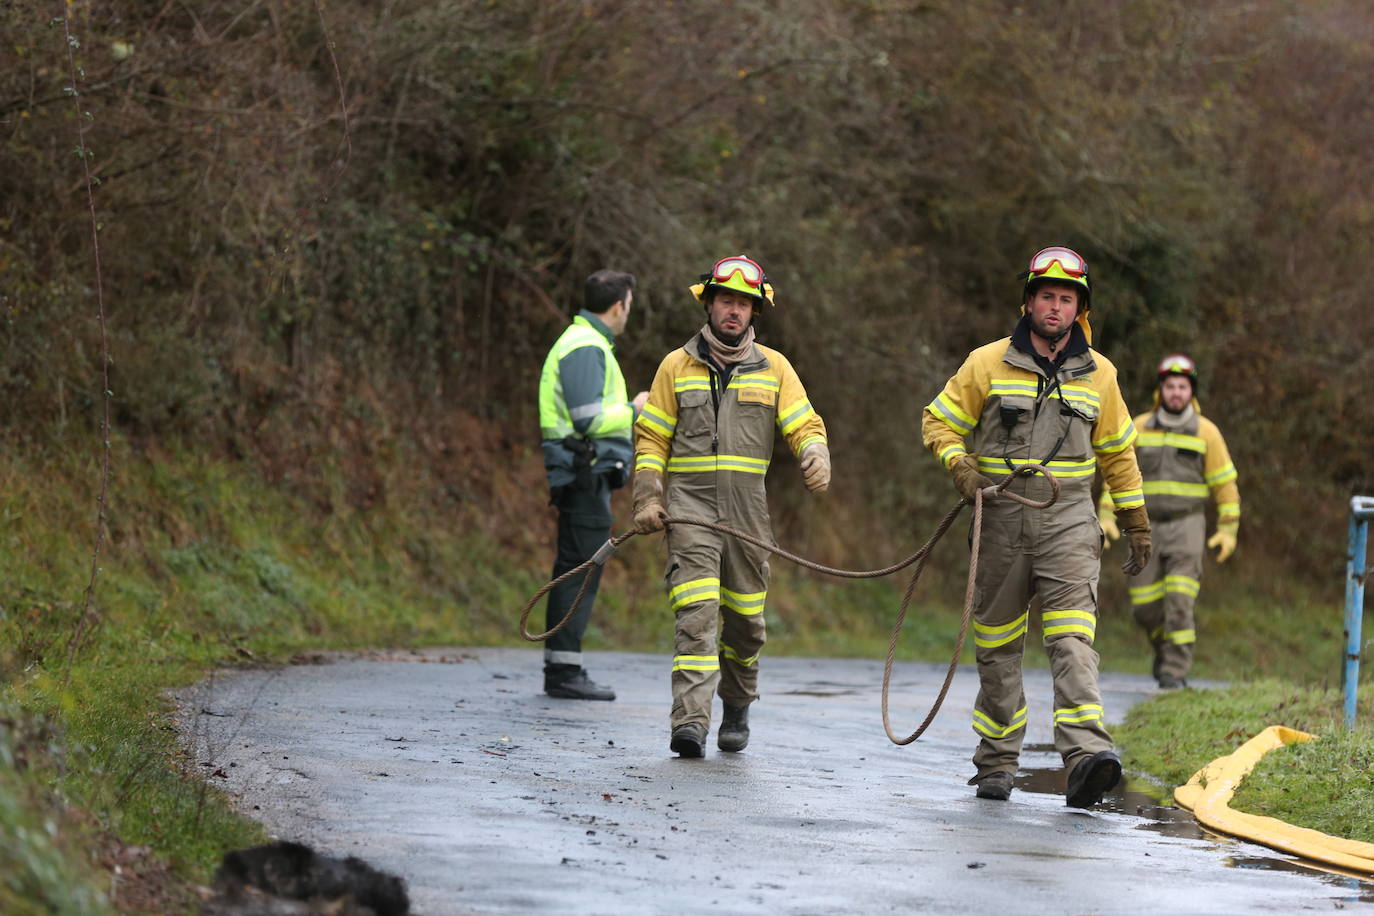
[177,648,1374,914]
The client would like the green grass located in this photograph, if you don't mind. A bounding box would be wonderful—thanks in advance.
[1113,680,1374,842]
[0,715,109,915]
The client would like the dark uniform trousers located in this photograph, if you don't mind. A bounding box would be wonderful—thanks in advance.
[544,475,613,670]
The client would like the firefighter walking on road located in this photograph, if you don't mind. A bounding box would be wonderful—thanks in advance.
[1099,354,1239,689]
[632,255,830,758]
[922,246,1150,808]
[537,270,649,701]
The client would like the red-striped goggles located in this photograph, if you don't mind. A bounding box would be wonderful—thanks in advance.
[711,255,766,288]
[1157,354,1197,378]
[1026,246,1088,279]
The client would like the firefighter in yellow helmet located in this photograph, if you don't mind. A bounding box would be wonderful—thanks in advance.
[922,246,1149,808]
[1099,354,1240,689]
[632,255,830,758]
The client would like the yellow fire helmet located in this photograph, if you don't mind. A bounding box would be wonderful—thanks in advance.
[1154,352,1202,410]
[690,254,776,306]
[1019,245,1092,343]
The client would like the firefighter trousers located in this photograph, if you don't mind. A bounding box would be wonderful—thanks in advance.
[969,509,1113,778]
[1128,512,1204,682]
[664,522,770,732]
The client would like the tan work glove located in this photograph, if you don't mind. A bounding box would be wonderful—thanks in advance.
[950,455,996,503]
[632,469,668,534]
[800,443,831,493]
[1097,495,1120,545]
[1117,505,1152,576]
[1207,522,1238,564]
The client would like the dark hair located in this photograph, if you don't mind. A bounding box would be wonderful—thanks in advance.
[584,270,636,314]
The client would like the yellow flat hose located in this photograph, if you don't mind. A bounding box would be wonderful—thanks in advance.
[1174,725,1374,875]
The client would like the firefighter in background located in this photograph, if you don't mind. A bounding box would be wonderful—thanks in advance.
[537,270,649,701]
[922,246,1150,808]
[632,255,830,758]
[1099,354,1239,689]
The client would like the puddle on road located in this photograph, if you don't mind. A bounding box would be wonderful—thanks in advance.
[1015,744,1374,900]
[780,681,861,697]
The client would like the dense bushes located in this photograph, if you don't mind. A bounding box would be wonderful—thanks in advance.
[3,0,1371,581]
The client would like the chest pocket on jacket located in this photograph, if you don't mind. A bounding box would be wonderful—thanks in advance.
[1056,398,1098,459]
[987,394,1035,457]
[676,389,714,440]
[1137,444,1165,477]
[732,385,778,453]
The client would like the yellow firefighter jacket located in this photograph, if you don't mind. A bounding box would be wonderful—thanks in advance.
[1104,403,1239,524]
[634,332,826,529]
[923,333,1144,512]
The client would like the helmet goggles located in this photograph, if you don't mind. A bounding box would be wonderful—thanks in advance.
[1027,246,1087,279]
[693,254,776,305]
[711,255,766,288]
[1157,353,1197,378]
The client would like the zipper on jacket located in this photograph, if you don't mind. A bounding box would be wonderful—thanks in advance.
[708,366,721,453]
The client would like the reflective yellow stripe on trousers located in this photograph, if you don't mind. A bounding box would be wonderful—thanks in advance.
[673,654,720,672]
[974,612,1028,649]
[721,643,759,667]
[721,587,766,615]
[1054,703,1104,725]
[1041,609,1096,644]
[670,577,720,611]
[973,705,1027,739]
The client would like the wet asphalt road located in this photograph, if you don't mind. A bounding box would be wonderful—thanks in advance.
[177,648,1374,914]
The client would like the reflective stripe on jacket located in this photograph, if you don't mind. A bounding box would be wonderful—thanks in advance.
[538,313,633,489]
[922,336,1144,509]
[633,332,825,526]
[1108,408,1240,523]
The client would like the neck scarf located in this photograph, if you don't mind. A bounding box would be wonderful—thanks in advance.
[1156,402,1195,429]
[700,322,756,370]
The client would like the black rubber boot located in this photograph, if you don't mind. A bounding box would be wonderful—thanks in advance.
[670,723,707,758]
[1065,750,1122,809]
[717,703,750,752]
[1156,675,1188,690]
[544,667,615,701]
[970,771,1014,801]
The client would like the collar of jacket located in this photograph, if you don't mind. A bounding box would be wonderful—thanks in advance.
[683,330,769,374]
[576,309,616,347]
[1007,315,1094,380]
[1150,403,1198,431]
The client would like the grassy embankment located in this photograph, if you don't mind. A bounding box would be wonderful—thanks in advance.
[1,434,1370,909]
[1114,681,1374,843]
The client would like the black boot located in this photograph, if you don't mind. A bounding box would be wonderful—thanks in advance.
[717,703,750,752]
[544,666,615,701]
[1065,750,1122,809]
[970,770,1014,801]
[670,723,707,758]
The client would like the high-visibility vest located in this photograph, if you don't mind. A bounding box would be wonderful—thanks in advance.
[538,315,633,489]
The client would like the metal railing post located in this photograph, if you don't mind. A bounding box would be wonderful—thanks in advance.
[1344,496,1374,728]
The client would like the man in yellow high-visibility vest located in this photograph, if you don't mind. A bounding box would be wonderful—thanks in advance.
[537,270,648,700]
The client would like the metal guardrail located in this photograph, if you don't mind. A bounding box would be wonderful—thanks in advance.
[1343,496,1374,727]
